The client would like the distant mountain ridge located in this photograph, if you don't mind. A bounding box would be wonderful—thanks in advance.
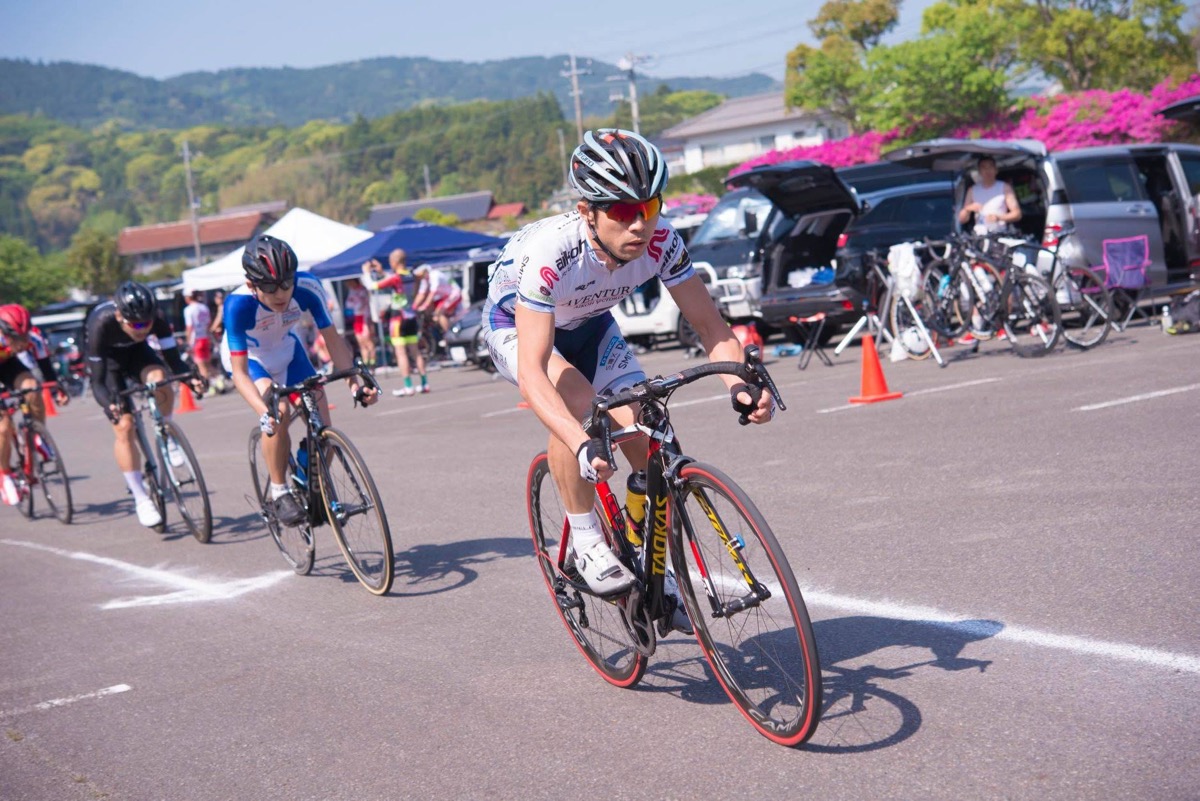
[0,56,779,130]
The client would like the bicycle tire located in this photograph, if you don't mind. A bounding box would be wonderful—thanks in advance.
[888,267,945,360]
[11,428,33,519]
[1001,271,1062,357]
[248,428,314,575]
[526,452,647,688]
[159,421,212,542]
[29,421,72,524]
[670,462,822,746]
[135,417,167,533]
[1055,265,1112,350]
[318,427,394,595]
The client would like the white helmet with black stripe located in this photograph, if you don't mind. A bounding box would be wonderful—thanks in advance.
[570,128,668,203]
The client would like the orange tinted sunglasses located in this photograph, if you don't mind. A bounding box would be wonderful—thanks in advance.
[598,196,663,223]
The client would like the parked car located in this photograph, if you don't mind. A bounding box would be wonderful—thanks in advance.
[444,300,494,373]
[883,139,1200,289]
[684,187,775,326]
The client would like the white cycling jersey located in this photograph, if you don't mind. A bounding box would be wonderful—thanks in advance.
[482,211,694,333]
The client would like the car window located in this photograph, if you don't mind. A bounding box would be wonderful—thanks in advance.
[1057,158,1147,203]
[689,192,773,246]
[859,196,900,225]
[1178,154,1200,197]
[892,194,954,225]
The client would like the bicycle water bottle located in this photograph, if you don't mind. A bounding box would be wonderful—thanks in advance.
[625,470,647,547]
[294,438,309,487]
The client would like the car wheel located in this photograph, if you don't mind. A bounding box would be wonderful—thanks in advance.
[472,327,496,373]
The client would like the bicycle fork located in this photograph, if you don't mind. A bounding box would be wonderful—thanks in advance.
[679,484,772,619]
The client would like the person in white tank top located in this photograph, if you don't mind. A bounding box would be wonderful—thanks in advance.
[958,155,1022,234]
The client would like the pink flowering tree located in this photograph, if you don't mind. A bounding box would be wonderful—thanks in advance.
[730,74,1200,177]
[664,193,718,214]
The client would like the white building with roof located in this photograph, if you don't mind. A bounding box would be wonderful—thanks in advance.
[660,91,847,174]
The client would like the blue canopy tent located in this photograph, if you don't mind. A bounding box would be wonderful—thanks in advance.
[309,219,506,281]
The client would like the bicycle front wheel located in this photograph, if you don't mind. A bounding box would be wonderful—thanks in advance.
[1001,271,1062,357]
[670,462,822,747]
[160,421,211,542]
[29,421,72,524]
[318,427,393,595]
[527,452,647,688]
[1055,265,1112,350]
[249,428,314,575]
[10,429,33,519]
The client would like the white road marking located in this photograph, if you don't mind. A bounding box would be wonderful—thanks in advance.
[805,589,1200,674]
[482,405,530,418]
[695,570,1200,675]
[1074,383,1200,412]
[1,540,291,609]
[381,390,502,416]
[2,684,133,717]
[817,377,1002,414]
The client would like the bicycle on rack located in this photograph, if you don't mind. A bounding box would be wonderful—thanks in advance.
[118,374,212,541]
[893,232,1062,358]
[994,226,1114,350]
[526,345,822,747]
[248,361,393,595]
[2,385,72,523]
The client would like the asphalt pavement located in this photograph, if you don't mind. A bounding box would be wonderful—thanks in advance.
[1,325,1198,801]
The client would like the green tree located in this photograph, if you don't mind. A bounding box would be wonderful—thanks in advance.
[784,0,901,132]
[413,207,460,227]
[0,234,71,309]
[1007,0,1193,91]
[66,227,128,296]
[860,0,1018,135]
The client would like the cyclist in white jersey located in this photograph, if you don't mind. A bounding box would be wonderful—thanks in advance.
[482,128,775,615]
[222,235,378,526]
[412,264,464,345]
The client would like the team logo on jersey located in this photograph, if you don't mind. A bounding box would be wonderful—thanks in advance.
[574,279,596,292]
[555,239,586,270]
[666,251,693,279]
[538,266,559,297]
[646,228,671,261]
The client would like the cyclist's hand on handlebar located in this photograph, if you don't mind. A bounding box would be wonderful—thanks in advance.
[576,439,613,484]
[51,386,70,407]
[105,403,123,425]
[187,374,208,398]
[258,410,276,436]
[350,379,379,407]
[730,382,776,426]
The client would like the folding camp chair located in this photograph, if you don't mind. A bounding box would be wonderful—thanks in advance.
[789,313,833,369]
[1097,235,1152,330]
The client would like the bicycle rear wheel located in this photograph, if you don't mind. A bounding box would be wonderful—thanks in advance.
[670,462,822,746]
[160,421,211,542]
[317,427,393,595]
[527,452,647,688]
[249,428,314,575]
[1001,271,1062,357]
[1055,265,1112,350]
[29,421,72,524]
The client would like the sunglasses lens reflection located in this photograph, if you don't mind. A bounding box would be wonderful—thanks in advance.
[604,196,662,223]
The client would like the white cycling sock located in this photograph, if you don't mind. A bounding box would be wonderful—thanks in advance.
[269,482,290,500]
[567,511,603,554]
[123,471,149,503]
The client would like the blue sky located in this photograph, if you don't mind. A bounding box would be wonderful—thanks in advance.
[0,0,938,82]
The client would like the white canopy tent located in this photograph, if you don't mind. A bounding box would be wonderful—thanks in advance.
[180,208,372,293]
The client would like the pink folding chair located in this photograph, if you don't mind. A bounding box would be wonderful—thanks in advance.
[1097,235,1151,330]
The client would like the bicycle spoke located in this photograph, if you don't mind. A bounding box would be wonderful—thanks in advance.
[161,422,211,543]
[319,427,393,595]
[672,463,821,747]
[249,428,314,575]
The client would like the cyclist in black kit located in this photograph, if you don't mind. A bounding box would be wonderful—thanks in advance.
[85,281,206,528]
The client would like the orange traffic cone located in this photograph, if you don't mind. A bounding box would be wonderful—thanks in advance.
[177,384,201,414]
[42,387,58,417]
[849,334,903,404]
[517,400,529,409]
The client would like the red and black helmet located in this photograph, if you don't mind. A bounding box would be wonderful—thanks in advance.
[0,304,32,338]
[242,234,298,284]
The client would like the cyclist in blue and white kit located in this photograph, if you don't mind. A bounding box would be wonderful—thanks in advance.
[222,235,378,526]
[482,129,775,626]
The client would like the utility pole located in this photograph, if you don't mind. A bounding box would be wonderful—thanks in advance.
[423,164,433,198]
[561,54,590,144]
[557,128,569,187]
[182,140,202,266]
[617,54,651,135]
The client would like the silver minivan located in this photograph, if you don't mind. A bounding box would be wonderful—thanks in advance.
[883,139,1200,289]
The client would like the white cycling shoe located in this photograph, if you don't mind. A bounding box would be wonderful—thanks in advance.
[167,439,185,468]
[573,541,634,596]
[663,568,694,635]
[135,498,162,528]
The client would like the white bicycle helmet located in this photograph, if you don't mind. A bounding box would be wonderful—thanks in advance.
[570,128,668,203]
